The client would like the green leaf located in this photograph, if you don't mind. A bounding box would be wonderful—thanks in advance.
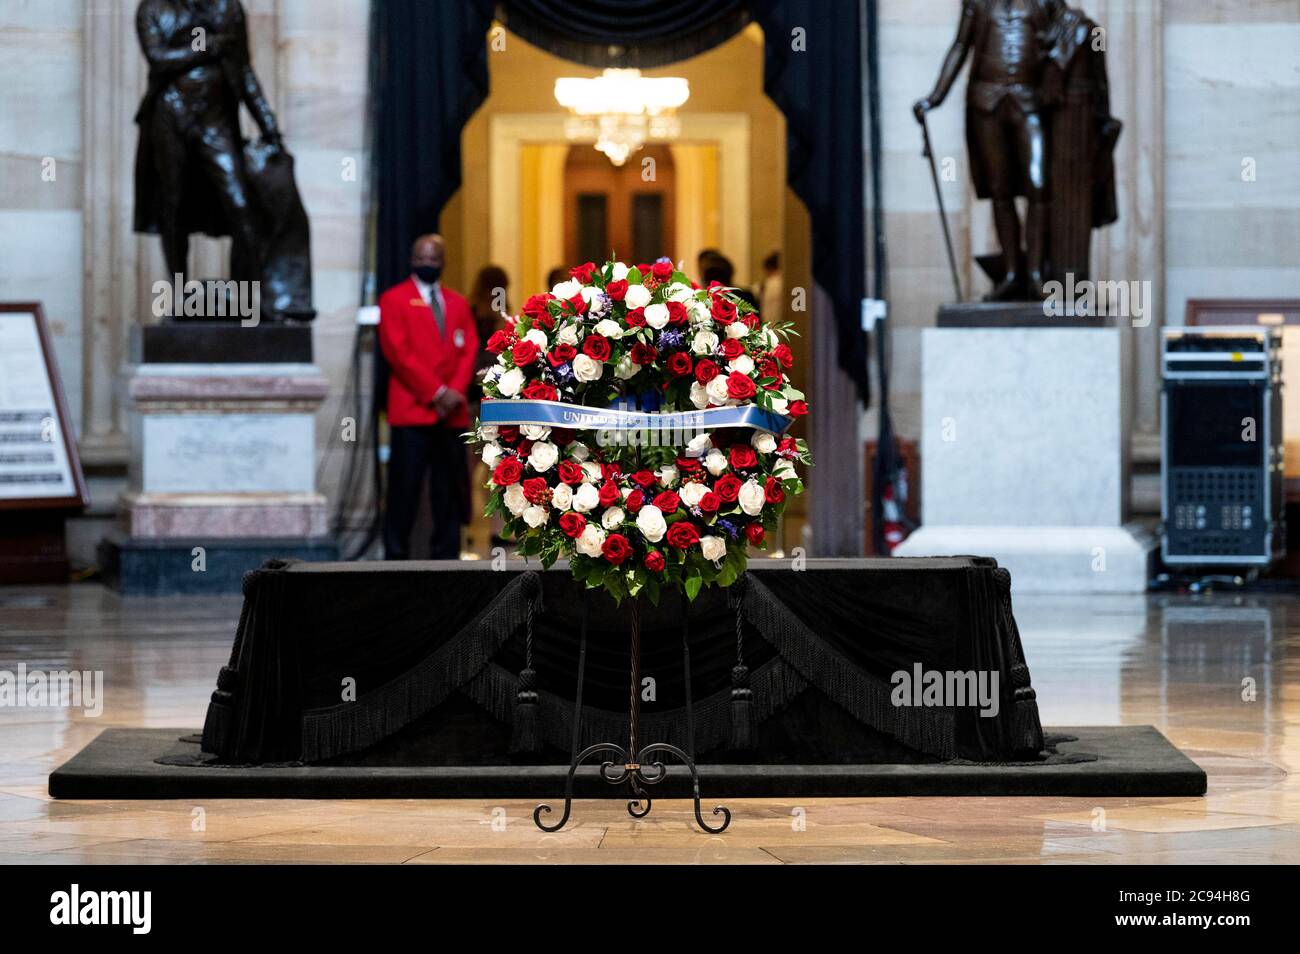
[684,568,703,602]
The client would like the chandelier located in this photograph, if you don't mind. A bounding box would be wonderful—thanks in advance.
[554,69,689,166]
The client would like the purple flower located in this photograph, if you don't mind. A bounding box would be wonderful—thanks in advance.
[716,519,740,540]
[657,329,685,349]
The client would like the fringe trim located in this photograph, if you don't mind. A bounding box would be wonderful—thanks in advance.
[299,572,537,762]
[741,574,958,759]
[462,656,808,756]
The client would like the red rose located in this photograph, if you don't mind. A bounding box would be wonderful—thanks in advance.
[635,263,652,276]
[602,533,632,565]
[729,445,758,470]
[486,329,514,355]
[757,357,783,389]
[742,312,760,331]
[492,459,522,486]
[498,425,520,444]
[631,342,657,366]
[720,338,745,360]
[698,491,721,514]
[598,480,622,508]
[675,456,703,476]
[551,427,575,445]
[715,474,742,502]
[711,296,738,324]
[600,461,622,481]
[643,550,665,573]
[630,470,657,488]
[666,301,688,325]
[522,380,558,402]
[726,371,757,400]
[777,437,799,456]
[523,293,554,319]
[666,522,700,549]
[566,292,587,315]
[511,339,540,366]
[788,400,808,416]
[765,476,785,504]
[665,351,693,378]
[653,490,680,513]
[626,489,645,513]
[523,477,550,504]
[745,523,765,545]
[625,307,646,328]
[517,439,534,458]
[559,512,586,539]
[570,261,597,283]
[694,359,720,384]
[557,460,584,485]
[605,278,629,301]
[582,334,611,362]
[548,343,577,367]
[651,261,674,281]
[772,344,794,369]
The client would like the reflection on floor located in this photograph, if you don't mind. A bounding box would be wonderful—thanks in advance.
[0,585,1296,864]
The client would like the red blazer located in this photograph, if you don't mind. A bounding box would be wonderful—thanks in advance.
[379,278,479,428]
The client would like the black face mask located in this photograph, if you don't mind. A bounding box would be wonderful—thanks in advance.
[412,265,441,284]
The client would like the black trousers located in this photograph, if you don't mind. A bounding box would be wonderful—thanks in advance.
[384,425,467,560]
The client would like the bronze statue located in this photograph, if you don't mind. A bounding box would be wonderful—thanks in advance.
[133,0,314,321]
[914,0,1120,301]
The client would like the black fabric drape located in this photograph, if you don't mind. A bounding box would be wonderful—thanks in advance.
[368,0,872,402]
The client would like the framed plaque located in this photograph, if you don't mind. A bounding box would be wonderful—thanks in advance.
[0,303,87,511]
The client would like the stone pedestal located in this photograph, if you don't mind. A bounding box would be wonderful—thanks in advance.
[894,309,1154,593]
[100,334,337,594]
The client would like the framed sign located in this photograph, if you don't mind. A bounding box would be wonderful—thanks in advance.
[0,303,87,511]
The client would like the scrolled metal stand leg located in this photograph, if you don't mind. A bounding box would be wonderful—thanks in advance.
[534,592,592,832]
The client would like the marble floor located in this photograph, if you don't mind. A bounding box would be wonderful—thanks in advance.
[0,583,1296,865]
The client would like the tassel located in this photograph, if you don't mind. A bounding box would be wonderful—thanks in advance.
[510,572,544,754]
[728,575,755,750]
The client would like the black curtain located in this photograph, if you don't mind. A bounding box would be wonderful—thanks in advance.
[369,0,872,400]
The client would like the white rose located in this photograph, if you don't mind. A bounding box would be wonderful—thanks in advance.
[700,535,727,562]
[689,381,710,409]
[680,481,709,508]
[635,505,667,543]
[551,482,573,511]
[521,425,551,441]
[615,354,639,380]
[656,464,678,487]
[581,462,603,483]
[569,441,590,461]
[525,328,548,349]
[769,396,789,415]
[667,283,694,302]
[556,323,580,346]
[689,301,711,326]
[644,303,670,330]
[481,442,503,467]
[705,375,730,404]
[705,448,729,476]
[726,321,749,339]
[729,354,755,375]
[573,482,601,512]
[594,318,623,339]
[692,330,719,355]
[739,479,766,516]
[572,354,604,382]
[760,327,779,348]
[751,430,777,454]
[685,432,712,458]
[773,460,797,481]
[624,284,652,309]
[522,505,549,528]
[576,524,606,557]
[478,425,499,440]
[552,279,582,299]
[528,440,558,472]
[503,483,527,516]
[602,506,625,530]
[611,262,630,281]
[484,365,502,383]
[497,367,526,397]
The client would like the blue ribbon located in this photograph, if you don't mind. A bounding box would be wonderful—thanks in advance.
[479,398,793,435]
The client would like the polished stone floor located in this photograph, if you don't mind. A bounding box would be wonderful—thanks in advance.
[0,583,1296,864]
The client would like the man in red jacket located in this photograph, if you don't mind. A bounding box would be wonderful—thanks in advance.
[379,234,479,559]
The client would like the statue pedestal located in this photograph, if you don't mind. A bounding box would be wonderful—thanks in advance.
[100,324,336,594]
[894,306,1154,593]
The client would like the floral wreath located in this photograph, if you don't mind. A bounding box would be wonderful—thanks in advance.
[469,258,811,603]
